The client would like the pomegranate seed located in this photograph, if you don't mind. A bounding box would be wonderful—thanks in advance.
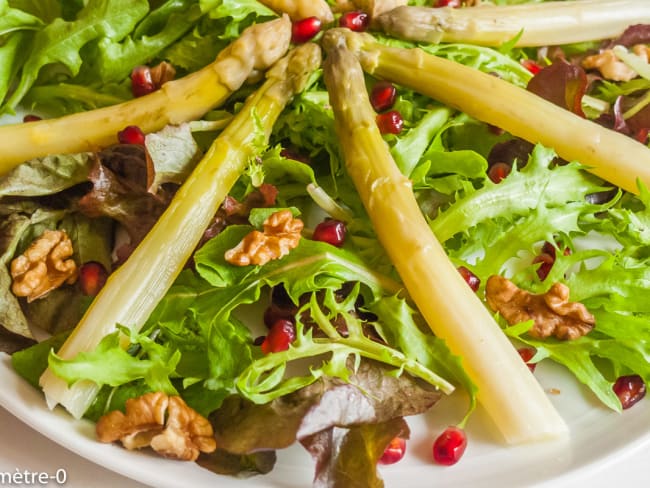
[378,436,406,465]
[313,219,347,247]
[78,261,109,296]
[487,162,511,183]
[432,426,467,466]
[292,17,321,44]
[521,59,543,75]
[376,110,404,135]
[435,0,462,6]
[457,266,480,292]
[23,114,42,122]
[370,81,397,112]
[339,11,370,32]
[613,374,646,409]
[261,319,296,354]
[517,347,537,372]
[130,65,155,97]
[534,240,570,280]
[533,252,555,281]
[118,125,146,145]
[541,239,571,259]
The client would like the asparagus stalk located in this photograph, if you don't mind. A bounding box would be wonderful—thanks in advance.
[322,30,568,445]
[0,16,292,176]
[351,0,407,19]
[38,43,322,419]
[334,29,650,194]
[257,0,334,22]
[375,0,650,47]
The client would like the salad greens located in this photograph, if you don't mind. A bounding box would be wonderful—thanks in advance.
[2,0,650,485]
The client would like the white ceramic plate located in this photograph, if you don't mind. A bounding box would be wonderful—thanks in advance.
[1,351,648,488]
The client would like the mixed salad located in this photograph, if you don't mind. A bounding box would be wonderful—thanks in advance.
[2,0,650,485]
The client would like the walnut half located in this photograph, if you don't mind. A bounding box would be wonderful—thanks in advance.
[96,392,216,461]
[582,44,650,82]
[225,209,303,266]
[10,229,78,302]
[485,275,595,340]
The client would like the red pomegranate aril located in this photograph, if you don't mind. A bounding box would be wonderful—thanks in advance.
[339,11,370,32]
[521,59,543,75]
[370,81,397,112]
[457,266,480,292]
[131,65,155,97]
[118,125,146,145]
[378,436,406,465]
[292,17,321,44]
[517,347,537,372]
[487,162,511,183]
[613,374,646,409]
[432,426,467,466]
[261,319,296,354]
[313,219,347,247]
[23,114,42,122]
[376,110,404,135]
[435,0,462,7]
[78,261,109,296]
[533,252,555,281]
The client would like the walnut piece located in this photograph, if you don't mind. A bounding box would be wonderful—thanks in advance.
[225,209,303,266]
[150,61,176,88]
[581,45,650,82]
[96,392,216,461]
[485,275,595,340]
[10,229,78,302]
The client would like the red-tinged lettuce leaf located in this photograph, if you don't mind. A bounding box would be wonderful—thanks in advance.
[605,24,650,49]
[621,98,650,134]
[197,449,276,478]
[527,60,588,117]
[209,359,440,455]
[77,144,174,253]
[300,418,409,488]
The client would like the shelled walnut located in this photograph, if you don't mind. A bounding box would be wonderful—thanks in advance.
[582,44,650,82]
[96,392,216,461]
[225,209,303,266]
[10,229,78,302]
[485,275,595,340]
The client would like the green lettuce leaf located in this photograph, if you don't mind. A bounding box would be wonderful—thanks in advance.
[0,153,94,197]
[2,0,149,111]
[48,327,181,394]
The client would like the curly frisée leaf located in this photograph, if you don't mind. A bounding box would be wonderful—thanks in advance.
[430,145,608,244]
[236,287,455,404]
[47,327,180,394]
